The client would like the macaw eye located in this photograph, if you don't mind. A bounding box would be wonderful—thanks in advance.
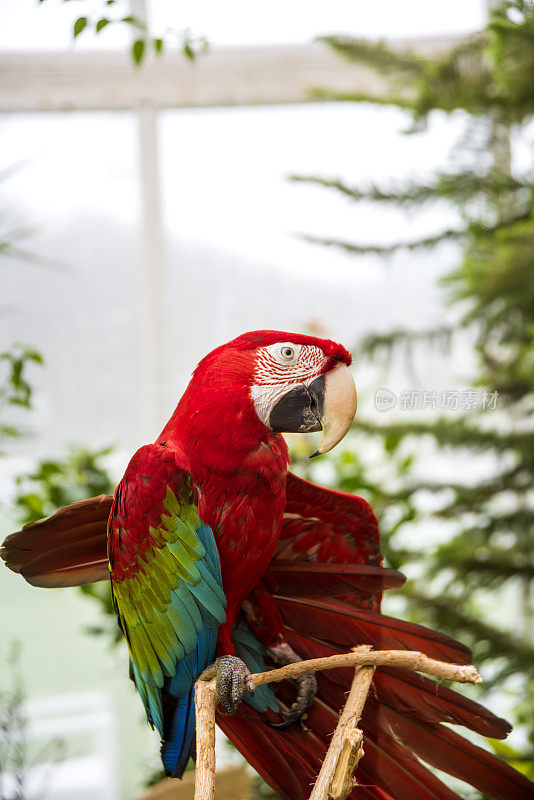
[280,346,296,361]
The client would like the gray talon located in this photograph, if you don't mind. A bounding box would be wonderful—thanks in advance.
[212,655,254,714]
[266,642,318,728]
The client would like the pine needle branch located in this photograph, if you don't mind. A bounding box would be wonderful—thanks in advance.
[289,172,533,208]
[317,35,425,77]
[435,552,534,585]
[403,587,534,682]
[357,326,454,361]
[306,86,416,109]
[300,227,464,255]
[354,417,534,455]
[300,204,532,256]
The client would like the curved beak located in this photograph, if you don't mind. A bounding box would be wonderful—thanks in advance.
[268,363,357,456]
[311,363,357,457]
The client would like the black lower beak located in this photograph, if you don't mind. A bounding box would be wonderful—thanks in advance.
[268,375,325,434]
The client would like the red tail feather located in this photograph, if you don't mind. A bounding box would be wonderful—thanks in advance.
[2,472,532,800]
[277,685,459,800]
[374,667,511,739]
[220,475,533,800]
[365,701,534,800]
[265,561,405,598]
[217,704,324,799]
[284,630,509,739]
[1,494,111,587]
[362,731,461,800]
[276,595,472,665]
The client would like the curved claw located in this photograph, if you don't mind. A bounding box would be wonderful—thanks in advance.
[268,671,317,730]
[265,642,317,729]
[207,655,255,715]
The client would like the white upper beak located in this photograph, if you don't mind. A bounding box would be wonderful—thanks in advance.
[312,363,357,456]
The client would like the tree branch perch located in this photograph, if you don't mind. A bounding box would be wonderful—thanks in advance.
[308,645,374,800]
[193,647,482,800]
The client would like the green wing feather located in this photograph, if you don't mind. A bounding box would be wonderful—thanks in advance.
[108,445,226,732]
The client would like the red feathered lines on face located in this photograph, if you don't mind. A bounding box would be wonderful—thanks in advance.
[194,330,352,385]
[159,330,353,452]
[234,330,352,370]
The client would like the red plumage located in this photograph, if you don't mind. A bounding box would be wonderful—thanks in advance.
[2,330,532,800]
[218,472,532,800]
[1,494,110,587]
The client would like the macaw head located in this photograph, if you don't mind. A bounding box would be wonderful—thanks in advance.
[177,330,357,457]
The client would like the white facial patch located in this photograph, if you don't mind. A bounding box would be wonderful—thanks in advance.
[251,343,327,428]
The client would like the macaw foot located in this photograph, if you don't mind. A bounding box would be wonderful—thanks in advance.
[200,656,255,714]
[266,642,317,730]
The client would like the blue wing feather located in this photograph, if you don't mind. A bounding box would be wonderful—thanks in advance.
[109,446,226,777]
[232,616,278,714]
[110,445,278,778]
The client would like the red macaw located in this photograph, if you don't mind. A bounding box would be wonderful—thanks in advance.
[2,330,532,800]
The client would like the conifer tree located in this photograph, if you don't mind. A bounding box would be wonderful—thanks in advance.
[296,0,534,779]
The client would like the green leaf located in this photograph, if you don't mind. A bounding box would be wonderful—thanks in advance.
[183,42,195,61]
[399,454,415,473]
[0,425,21,438]
[16,492,45,520]
[131,39,146,65]
[153,37,164,55]
[73,17,88,38]
[25,349,44,365]
[384,431,401,454]
[121,15,146,30]
[95,18,110,34]
[34,461,62,480]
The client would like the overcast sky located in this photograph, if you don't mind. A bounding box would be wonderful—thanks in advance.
[0,0,487,451]
[0,5,518,797]
[0,0,487,50]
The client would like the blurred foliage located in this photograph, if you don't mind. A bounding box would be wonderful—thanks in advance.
[37,0,209,65]
[0,345,117,643]
[6,1,534,794]
[15,445,113,526]
[0,642,65,800]
[0,643,27,800]
[0,344,43,452]
[13,446,118,643]
[1,161,68,271]
[292,0,534,784]
[0,164,39,267]
[0,344,43,415]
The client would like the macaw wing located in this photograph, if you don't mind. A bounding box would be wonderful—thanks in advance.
[109,443,226,776]
[220,473,534,800]
[272,471,473,664]
[1,494,111,587]
[281,471,381,562]
[272,471,401,611]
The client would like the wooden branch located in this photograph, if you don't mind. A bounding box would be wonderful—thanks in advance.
[193,648,483,800]
[329,727,364,800]
[309,646,374,800]
[251,648,481,687]
[193,677,218,800]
